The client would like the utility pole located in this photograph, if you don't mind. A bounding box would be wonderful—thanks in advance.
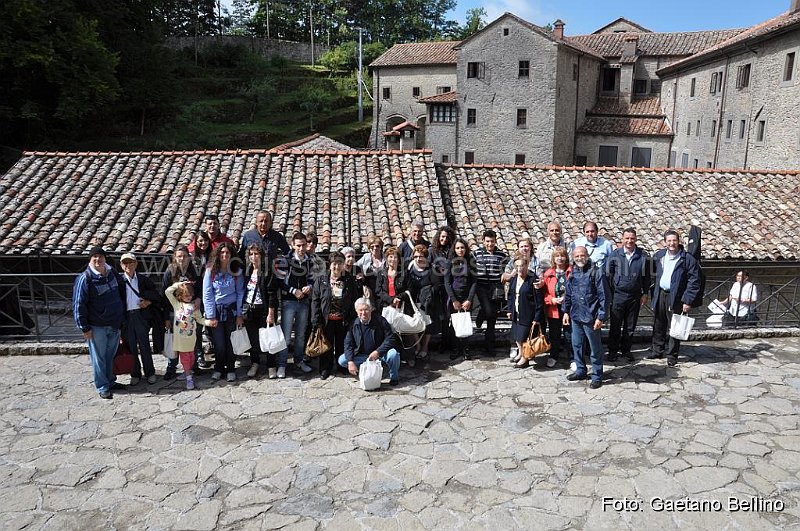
[266,2,270,39]
[309,4,315,66]
[358,28,364,122]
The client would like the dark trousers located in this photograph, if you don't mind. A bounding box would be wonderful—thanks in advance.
[320,319,346,374]
[652,289,680,360]
[125,309,155,378]
[211,316,237,373]
[245,306,275,368]
[476,282,500,343]
[547,314,568,360]
[609,296,641,356]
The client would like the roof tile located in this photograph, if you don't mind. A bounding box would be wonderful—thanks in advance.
[370,41,459,67]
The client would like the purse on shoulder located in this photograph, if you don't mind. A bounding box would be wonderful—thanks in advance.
[305,326,332,358]
[521,322,551,360]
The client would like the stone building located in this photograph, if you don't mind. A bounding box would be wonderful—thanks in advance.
[370,3,800,170]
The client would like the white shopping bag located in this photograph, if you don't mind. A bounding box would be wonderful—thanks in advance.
[231,327,251,355]
[708,300,726,315]
[163,331,177,359]
[259,325,287,354]
[381,296,427,335]
[358,359,383,391]
[669,313,695,341]
[451,311,474,338]
[706,314,724,328]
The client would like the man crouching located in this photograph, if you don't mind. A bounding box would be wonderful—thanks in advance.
[338,297,401,386]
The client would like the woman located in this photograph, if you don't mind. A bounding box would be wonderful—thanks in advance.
[162,245,201,380]
[202,241,244,382]
[191,231,213,369]
[311,252,358,380]
[430,226,456,353]
[507,252,544,368]
[444,238,476,361]
[191,231,212,272]
[542,247,571,367]
[342,246,367,297]
[242,244,279,379]
[717,270,758,326]
[375,246,403,310]
[356,236,385,306]
[401,244,436,365]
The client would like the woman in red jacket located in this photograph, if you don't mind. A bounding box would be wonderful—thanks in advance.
[542,246,571,368]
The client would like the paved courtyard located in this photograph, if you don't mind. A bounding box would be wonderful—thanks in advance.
[1,337,800,530]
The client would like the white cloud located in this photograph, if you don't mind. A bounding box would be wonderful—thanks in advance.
[481,0,556,27]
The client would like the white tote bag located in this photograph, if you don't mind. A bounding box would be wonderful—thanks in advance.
[669,313,695,341]
[381,295,427,335]
[163,331,177,360]
[259,325,287,354]
[451,311,473,338]
[231,327,252,355]
[359,359,383,391]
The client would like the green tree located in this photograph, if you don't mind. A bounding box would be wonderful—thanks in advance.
[297,84,335,131]
[449,7,486,40]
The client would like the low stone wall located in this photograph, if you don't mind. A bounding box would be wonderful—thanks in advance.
[165,36,328,64]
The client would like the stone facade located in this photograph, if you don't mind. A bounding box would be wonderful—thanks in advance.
[575,135,671,167]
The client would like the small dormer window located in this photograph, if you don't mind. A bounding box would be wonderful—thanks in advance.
[503,28,509,36]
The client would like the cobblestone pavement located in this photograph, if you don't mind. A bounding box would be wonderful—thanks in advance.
[2,338,800,530]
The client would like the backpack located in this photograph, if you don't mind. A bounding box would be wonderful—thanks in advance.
[686,225,706,308]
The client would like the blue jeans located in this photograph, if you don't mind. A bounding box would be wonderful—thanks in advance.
[87,326,121,393]
[571,321,603,383]
[279,298,310,368]
[338,349,401,382]
[210,316,237,373]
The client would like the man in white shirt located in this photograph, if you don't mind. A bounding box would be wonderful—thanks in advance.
[120,253,160,384]
[536,221,565,270]
[569,221,614,270]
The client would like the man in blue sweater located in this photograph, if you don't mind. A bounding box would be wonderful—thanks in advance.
[339,298,400,385]
[73,247,125,399]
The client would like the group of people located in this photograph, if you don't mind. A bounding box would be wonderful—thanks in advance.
[75,211,742,399]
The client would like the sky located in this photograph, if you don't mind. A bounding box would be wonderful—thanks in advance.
[452,0,792,35]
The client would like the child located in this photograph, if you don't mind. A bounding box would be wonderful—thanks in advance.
[165,281,212,390]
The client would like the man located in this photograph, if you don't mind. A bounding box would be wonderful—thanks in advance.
[536,221,566,270]
[276,232,315,376]
[338,297,400,386]
[73,247,125,399]
[188,214,235,253]
[119,253,161,385]
[398,221,430,263]
[238,210,290,265]
[562,246,608,389]
[649,229,701,367]
[473,229,508,354]
[607,228,651,363]
[569,221,615,270]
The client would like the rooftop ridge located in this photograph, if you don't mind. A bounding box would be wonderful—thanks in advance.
[443,163,800,175]
[20,148,434,158]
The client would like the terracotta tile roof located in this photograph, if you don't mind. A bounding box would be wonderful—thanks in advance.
[369,41,459,67]
[578,116,672,136]
[438,165,800,261]
[391,121,420,131]
[271,133,355,152]
[589,96,663,117]
[659,9,800,75]
[568,29,744,58]
[0,149,447,255]
[592,17,652,34]
[418,91,458,103]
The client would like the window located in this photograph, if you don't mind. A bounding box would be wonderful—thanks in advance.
[785,52,796,81]
[710,71,723,94]
[690,77,696,97]
[740,119,747,139]
[756,120,766,142]
[707,162,713,169]
[466,108,476,126]
[633,79,648,94]
[516,108,527,127]
[467,62,485,79]
[687,122,691,136]
[518,60,530,78]
[631,147,652,168]
[696,120,701,136]
[430,104,456,123]
[382,87,391,100]
[726,120,732,139]
[650,79,662,94]
[412,87,420,97]
[503,28,509,36]
[711,120,717,137]
[514,154,526,165]
[681,153,689,167]
[670,150,677,167]
[441,155,449,163]
[464,151,475,164]
[598,145,618,166]
[736,64,751,89]
[436,86,451,94]
[693,159,699,168]
[601,68,616,91]
[576,155,587,166]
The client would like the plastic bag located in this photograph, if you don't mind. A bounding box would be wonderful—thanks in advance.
[359,359,383,391]
[163,331,177,359]
[381,295,427,334]
[259,325,287,354]
[669,313,695,341]
[231,327,251,355]
[451,311,474,338]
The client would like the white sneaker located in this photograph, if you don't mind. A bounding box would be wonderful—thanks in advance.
[211,371,222,381]
[129,376,141,385]
[147,375,157,385]
[268,368,278,379]
[277,367,286,379]
[297,361,313,373]
[247,363,259,378]
[226,372,236,382]
[569,362,577,372]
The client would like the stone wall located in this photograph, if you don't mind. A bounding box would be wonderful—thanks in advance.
[165,36,328,64]
[575,134,671,167]
[553,50,601,165]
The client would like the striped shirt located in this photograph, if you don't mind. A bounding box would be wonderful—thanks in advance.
[474,247,508,282]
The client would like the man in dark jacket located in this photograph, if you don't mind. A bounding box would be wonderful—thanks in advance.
[120,252,161,385]
[607,228,651,363]
[237,210,290,265]
[562,246,608,389]
[649,229,701,367]
[338,297,400,385]
[73,247,125,399]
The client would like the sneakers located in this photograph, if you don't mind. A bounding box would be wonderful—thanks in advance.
[546,356,557,368]
[226,372,236,382]
[247,363,259,378]
[277,367,286,379]
[569,361,577,372]
[186,376,195,390]
[211,371,222,381]
[147,375,157,384]
[268,368,278,379]
[297,361,313,373]
[129,376,141,386]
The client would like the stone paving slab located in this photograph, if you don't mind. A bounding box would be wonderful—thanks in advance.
[1,338,800,529]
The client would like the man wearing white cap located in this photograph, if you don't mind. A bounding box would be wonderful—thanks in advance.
[120,252,160,384]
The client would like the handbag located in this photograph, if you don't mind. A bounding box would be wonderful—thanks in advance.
[669,313,695,341]
[521,322,551,360]
[163,331,177,360]
[230,327,252,355]
[451,311,474,338]
[381,294,427,335]
[359,359,383,391]
[259,325,287,354]
[112,339,136,376]
[305,326,332,358]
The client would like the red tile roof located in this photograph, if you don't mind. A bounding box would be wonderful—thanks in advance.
[271,133,355,152]
[370,41,459,67]
[568,29,744,58]
[418,91,458,103]
[578,116,672,136]
[590,96,663,117]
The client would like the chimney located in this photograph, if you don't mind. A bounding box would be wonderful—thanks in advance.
[553,19,565,40]
[623,34,639,57]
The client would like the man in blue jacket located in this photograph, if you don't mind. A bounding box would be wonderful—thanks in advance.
[73,247,125,399]
[649,229,701,367]
[562,246,608,389]
[339,298,400,385]
[607,228,651,363]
